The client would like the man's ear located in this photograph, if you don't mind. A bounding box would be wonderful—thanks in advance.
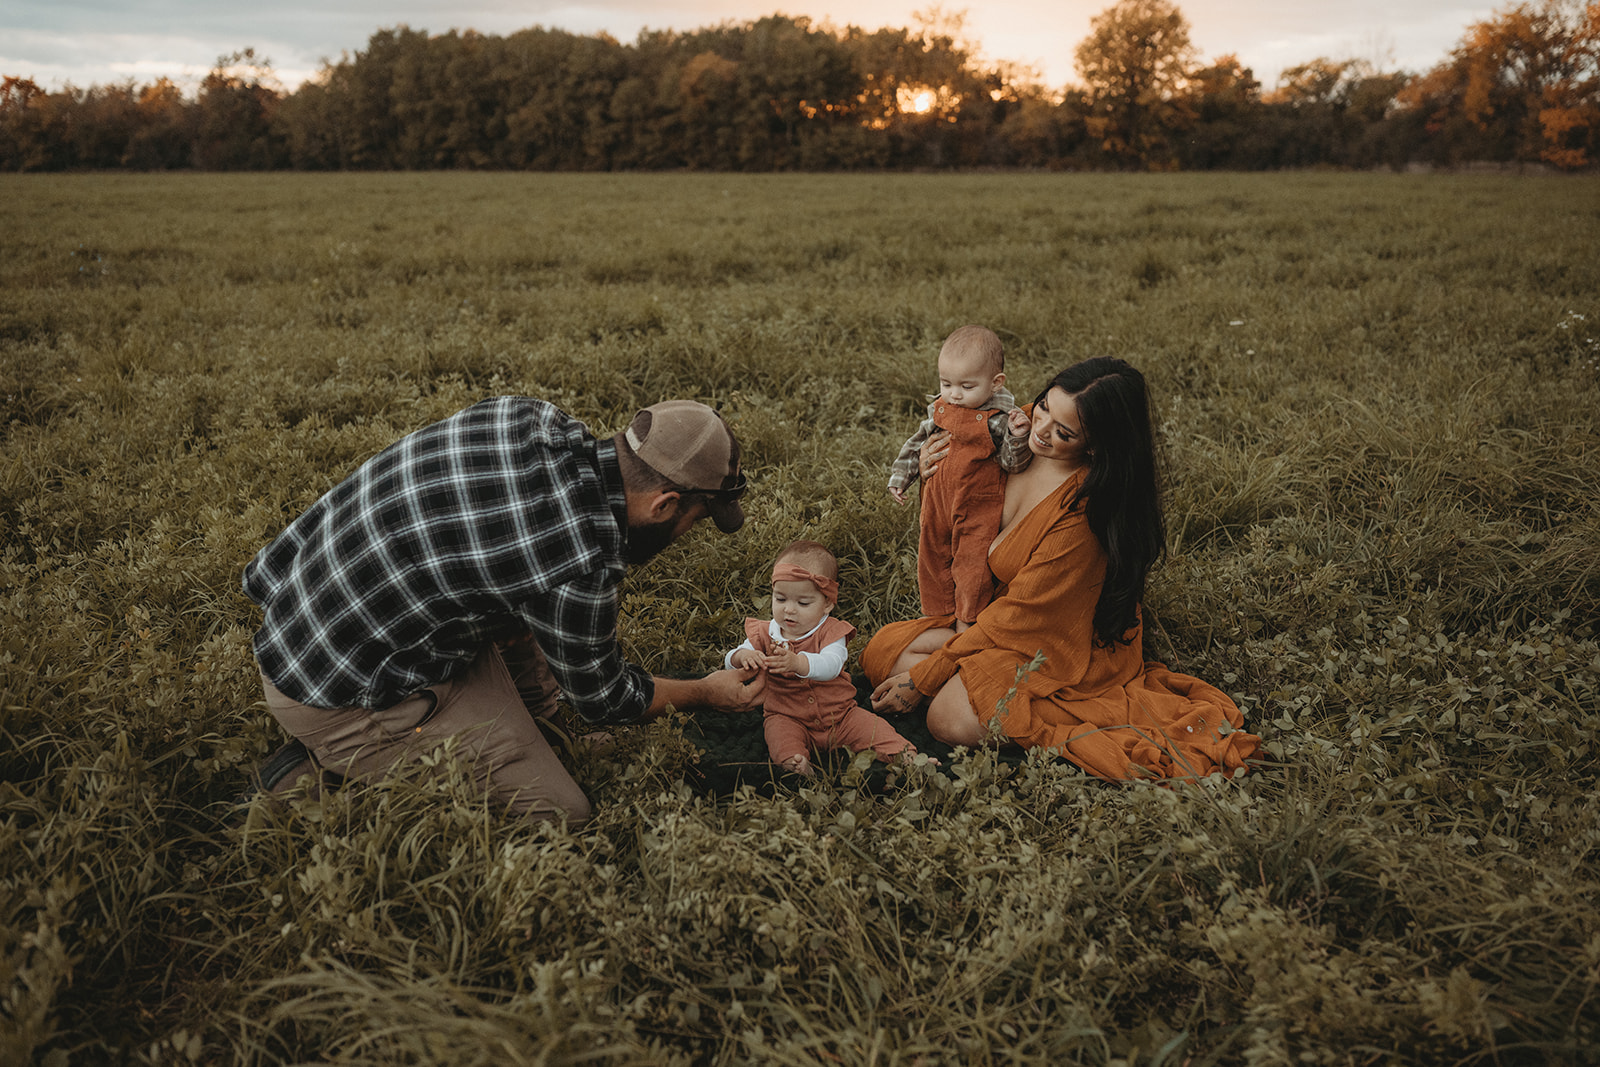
[643,490,681,522]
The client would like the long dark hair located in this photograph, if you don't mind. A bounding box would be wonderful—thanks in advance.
[1035,358,1165,648]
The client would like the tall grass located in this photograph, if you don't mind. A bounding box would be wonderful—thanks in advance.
[1,172,1596,1064]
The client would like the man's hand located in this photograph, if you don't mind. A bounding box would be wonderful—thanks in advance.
[700,666,767,712]
[871,670,924,715]
[649,667,765,717]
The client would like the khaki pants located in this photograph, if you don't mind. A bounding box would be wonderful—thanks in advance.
[260,639,591,825]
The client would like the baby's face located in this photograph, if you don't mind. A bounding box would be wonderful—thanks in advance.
[771,578,831,640]
[937,346,1003,409]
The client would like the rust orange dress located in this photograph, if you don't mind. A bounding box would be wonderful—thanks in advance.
[862,470,1261,780]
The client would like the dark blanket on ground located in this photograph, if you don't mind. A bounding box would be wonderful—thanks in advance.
[679,673,1021,796]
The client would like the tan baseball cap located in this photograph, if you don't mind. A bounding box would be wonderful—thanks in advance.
[625,400,747,533]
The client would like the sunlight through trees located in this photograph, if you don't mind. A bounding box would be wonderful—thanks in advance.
[2,2,1596,171]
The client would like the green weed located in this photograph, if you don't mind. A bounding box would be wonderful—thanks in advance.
[1,172,1596,1064]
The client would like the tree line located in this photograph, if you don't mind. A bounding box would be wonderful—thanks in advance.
[3,0,1596,172]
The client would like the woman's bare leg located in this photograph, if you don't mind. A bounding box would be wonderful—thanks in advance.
[907,627,956,654]
[884,627,957,678]
[925,671,989,747]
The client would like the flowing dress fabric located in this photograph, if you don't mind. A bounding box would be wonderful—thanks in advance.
[862,471,1260,780]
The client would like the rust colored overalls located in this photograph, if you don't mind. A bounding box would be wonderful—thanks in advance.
[918,402,1006,624]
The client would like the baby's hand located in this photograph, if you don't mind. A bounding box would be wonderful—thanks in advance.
[889,485,907,505]
[1007,408,1031,436]
[764,646,806,677]
[730,648,763,671]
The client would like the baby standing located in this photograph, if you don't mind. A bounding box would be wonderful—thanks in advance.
[888,325,1031,627]
[727,541,919,776]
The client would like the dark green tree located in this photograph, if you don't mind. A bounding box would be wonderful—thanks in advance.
[193,49,285,169]
[1075,0,1196,167]
[0,77,64,170]
[125,78,192,168]
[1177,54,1265,168]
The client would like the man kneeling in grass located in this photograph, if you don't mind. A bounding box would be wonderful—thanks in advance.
[243,397,763,825]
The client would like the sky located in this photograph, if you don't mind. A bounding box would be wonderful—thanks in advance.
[2,1,1502,96]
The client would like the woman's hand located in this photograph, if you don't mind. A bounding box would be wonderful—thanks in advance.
[871,671,925,715]
[919,429,951,480]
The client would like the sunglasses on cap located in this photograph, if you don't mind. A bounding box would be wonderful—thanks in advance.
[677,471,747,533]
[681,470,747,501]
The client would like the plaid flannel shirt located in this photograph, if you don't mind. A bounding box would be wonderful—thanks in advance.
[242,396,654,724]
[887,386,1030,494]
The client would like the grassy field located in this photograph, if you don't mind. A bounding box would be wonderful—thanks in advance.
[2,172,1597,1064]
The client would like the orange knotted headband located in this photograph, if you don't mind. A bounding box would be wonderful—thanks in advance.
[771,562,839,602]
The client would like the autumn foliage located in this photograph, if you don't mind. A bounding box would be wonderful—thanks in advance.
[1400,0,1600,167]
[0,3,1596,170]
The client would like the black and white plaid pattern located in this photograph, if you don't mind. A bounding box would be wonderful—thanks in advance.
[243,397,653,723]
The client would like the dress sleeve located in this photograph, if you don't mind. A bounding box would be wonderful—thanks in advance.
[910,503,1102,696]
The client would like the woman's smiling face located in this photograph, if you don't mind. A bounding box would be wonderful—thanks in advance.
[1029,387,1090,466]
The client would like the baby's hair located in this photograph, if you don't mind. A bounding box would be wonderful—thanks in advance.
[940,325,1004,375]
[775,539,838,580]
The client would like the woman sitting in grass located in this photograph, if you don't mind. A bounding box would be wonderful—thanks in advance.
[866,357,1261,780]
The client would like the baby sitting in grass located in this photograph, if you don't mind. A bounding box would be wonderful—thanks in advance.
[725,540,924,777]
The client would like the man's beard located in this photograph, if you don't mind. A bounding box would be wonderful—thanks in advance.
[624,514,679,565]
